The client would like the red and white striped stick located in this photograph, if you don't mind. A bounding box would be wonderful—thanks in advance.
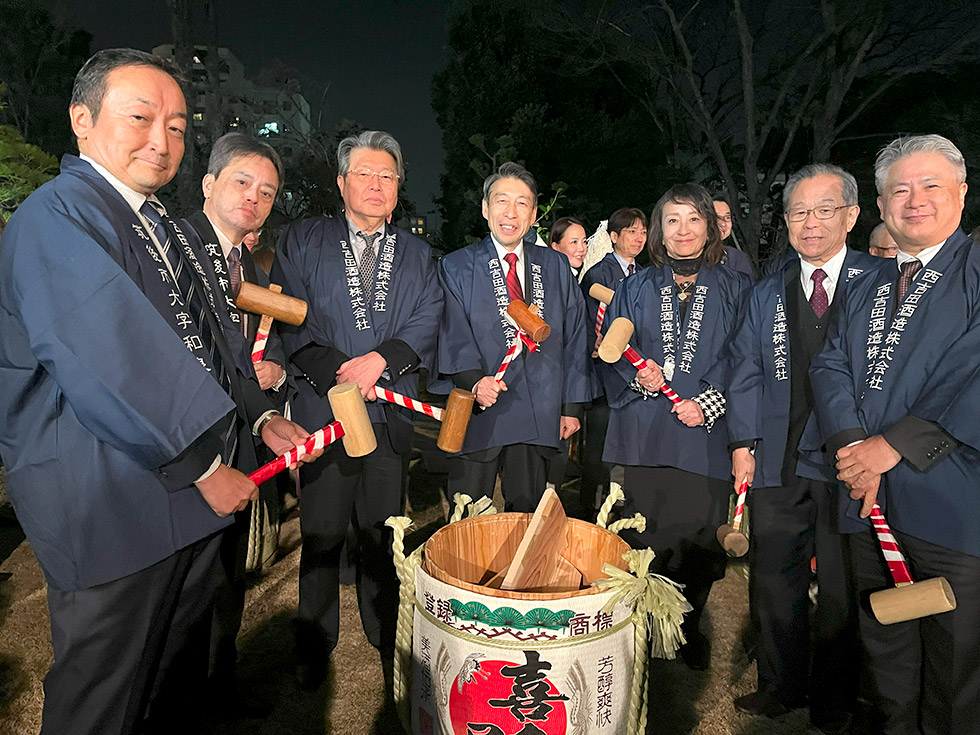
[623,344,683,406]
[251,326,271,363]
[248,421,343,486]
[374,386,444,421]
[731,476,749,532]
[595,302,607,338]
[869,503,914,586]
[493,333,524,382]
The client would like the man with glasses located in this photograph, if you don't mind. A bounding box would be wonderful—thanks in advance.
[713,192,754,277]
[272,131,443,700]
[868,222,899,258]
[725,164,876,732]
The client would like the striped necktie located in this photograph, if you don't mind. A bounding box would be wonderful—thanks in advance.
[139,201,229,393]
[897,259,922,301]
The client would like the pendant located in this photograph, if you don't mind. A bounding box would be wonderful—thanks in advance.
[678,291,691,302]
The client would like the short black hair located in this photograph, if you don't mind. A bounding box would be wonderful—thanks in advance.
[483,162,538,206]
[607,207,647,236]
[70,48,185,122]
[207,133,285,193]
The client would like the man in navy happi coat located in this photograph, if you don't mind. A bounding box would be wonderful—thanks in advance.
[437,162,591,511]
[0,49,314,735]
[272,130,442,693]
[724,164,876,731]
[807,134,980,734]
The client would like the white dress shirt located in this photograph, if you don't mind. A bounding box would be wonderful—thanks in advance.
[491,236,526,294]
[800,244,847,304]
[897,239,946,271]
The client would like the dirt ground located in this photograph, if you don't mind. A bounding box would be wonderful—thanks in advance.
[0,433,833,734]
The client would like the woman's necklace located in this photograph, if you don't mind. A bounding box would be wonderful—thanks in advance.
[675,276,697,302]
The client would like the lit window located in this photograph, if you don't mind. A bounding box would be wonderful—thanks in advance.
[257,121,280,137]
[193,113,203,122]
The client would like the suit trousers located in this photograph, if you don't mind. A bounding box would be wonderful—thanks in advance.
[849,527,980,735]
[448,442,552,512]
[42,532,223,735]
[296,423,404,657]
[748,477,858,721]
[581,398,612,513]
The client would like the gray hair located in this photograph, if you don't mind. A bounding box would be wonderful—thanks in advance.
[207,133,284,193]
[482,161,538,206]
[71,48,186,123]
[337,130,404,180]
[869,222,889,250]
[874,134,966,194]
[783,163,859,210]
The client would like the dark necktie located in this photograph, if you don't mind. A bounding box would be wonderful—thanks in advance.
[628,261,635,276]
[810,267,829,318]
[228,245,242,295]
[140,201,228,392]
[227,245,245,331]
[504,251,524,303]
[358,230,381,289]
[897,259,922,301]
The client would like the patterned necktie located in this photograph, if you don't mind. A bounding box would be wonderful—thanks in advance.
[139,201,228,392]
[897,259,922,301]
[358,230,381,289]
[810,267,829,318]
[628,261,636,277]
[504,251,524,303]
[227,245,242,295]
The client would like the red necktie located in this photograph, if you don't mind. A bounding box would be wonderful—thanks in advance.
[504,252,524,303]
[810,268,829,318]
[628,262,635,276]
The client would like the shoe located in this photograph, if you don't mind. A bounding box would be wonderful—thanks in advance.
[734,689,805,718]
[679,631,711,671]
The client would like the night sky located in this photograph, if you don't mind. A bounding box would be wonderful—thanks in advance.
[63,0,451,220]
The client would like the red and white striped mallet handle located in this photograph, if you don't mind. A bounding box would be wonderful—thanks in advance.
[493,333,523,382]
[248,421,344,486]
[374,387,444,421]
[731,476,749,532]
[869,503,914,586]
[622,345,683,406]
[250,284,282,364]
[595,302,606,338]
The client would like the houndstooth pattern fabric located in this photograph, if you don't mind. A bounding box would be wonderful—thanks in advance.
[692,386,726,433]
[629,376,660,399]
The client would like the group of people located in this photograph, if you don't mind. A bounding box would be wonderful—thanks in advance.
[0,47,977,735]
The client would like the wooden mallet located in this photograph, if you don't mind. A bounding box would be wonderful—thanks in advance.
[588,283,615,337]
[372,386,475,453]
[247,382,376,485]
[598,317,683,405]
[868,502,956,625]
[490,302,551,385]
[716,475,750,557]
[236,281,308,326]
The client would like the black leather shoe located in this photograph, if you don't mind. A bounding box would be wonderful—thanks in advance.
[734,689,805,718]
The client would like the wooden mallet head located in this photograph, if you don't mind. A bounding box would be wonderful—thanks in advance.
[716,525,749,557]
[870,577,957,625]
[327,382,378,457]
[436,388,475,454]
[236,281,308,326]
[598,317,635,363]
[507,300,551,342]
[589,283,615,306]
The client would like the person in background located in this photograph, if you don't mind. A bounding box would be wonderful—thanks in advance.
[549,215,588,277]
[713,192,754,278]
[868,221,899,258]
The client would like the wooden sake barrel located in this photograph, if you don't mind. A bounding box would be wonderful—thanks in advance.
[423,513,630,600]
[413,514,637,733]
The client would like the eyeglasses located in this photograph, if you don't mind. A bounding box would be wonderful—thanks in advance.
[785,204,851,222]
[346,168,399,186]
[717,214,733,223]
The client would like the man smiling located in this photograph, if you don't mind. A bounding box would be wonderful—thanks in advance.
[809,134,980,734]
[437,162,591,510]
